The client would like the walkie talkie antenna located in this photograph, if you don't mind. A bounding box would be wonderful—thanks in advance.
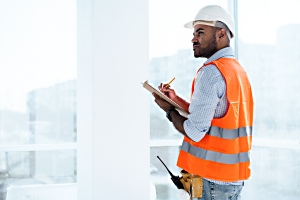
[157,156,175,177]
[156,156,184,189]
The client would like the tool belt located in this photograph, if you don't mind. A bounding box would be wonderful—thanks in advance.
[180,170,203,199]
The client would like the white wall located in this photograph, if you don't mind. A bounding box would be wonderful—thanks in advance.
[77,0,150,199]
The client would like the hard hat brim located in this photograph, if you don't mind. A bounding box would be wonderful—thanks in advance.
[184,20,216,29]
[184,21,194,29]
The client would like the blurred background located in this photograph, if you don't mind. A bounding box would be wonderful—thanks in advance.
[0,0,76,199]
[1,0,300,199]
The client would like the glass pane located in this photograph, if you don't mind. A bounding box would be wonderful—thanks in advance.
[150,146,181,200]
[0,0,77,145]
[0,150,76,200]
[237,1,300,199]
[238,0,300,141]
[0,1,77,200]
[243,146,300,199]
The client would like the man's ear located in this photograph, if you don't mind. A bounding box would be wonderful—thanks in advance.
[218,28,226,39]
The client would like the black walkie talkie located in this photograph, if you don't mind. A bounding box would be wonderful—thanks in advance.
[157,156,184,189]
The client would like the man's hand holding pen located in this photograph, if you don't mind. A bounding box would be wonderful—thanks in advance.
[152,77,188,135]
[158,77,178,100]
[153,77,177,112]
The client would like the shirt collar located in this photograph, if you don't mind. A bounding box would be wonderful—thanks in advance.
[204,47,234,64]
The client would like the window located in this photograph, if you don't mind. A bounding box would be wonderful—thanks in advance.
[0,1,77,199]
[237,0,300,198]
[1,0,149,199]
[149,1,232,199]
[150,0,300,199]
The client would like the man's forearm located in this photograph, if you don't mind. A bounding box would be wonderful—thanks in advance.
[169,110,192,140]
[173,96,190,112]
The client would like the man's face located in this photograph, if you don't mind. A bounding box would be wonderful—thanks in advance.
[192,24,218,58]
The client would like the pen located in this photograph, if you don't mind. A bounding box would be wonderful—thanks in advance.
[164,77,175,88]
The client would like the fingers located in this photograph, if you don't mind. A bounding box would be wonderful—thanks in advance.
[152,93,164,104]
[164,85,170,89]
[152,93,173,112]
[152,93,162,106]
[153,93,162,102]
[159,83,169,89]
[158,83,163,88]
[158,83,164,91]
[152,93,158,99]
[159,83,173,92]
[159,82,170,89]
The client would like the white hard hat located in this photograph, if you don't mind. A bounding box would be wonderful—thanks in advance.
[184,5,235,38]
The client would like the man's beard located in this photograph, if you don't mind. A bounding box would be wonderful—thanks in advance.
[194,33,218,58]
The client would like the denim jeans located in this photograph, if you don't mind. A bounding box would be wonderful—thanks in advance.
[193,179,243,200]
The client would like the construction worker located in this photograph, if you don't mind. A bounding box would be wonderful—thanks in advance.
[153,5,254,200]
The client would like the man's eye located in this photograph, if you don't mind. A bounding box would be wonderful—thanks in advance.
[193,32,203,36]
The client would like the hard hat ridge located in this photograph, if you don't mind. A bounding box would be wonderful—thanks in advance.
[184,5,235,38]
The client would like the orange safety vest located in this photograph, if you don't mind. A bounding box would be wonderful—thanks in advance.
[177,57,254,182]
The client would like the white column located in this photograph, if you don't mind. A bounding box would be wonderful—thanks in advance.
[77,0,149,199]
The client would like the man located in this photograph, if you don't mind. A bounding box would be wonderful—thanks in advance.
[153,5,253,200]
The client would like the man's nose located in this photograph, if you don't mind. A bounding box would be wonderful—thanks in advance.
[191,35,197,43]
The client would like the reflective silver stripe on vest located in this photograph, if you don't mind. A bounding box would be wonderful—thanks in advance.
[208,126,252,139]
[181,141,250,164]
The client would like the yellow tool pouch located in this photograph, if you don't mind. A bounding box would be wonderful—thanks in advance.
[179,170,203,199]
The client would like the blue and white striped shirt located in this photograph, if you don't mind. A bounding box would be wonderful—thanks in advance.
[183,47,233,142]
[183,47,243,185]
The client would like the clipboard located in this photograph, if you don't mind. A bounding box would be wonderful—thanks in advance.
[142,80,189,118]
